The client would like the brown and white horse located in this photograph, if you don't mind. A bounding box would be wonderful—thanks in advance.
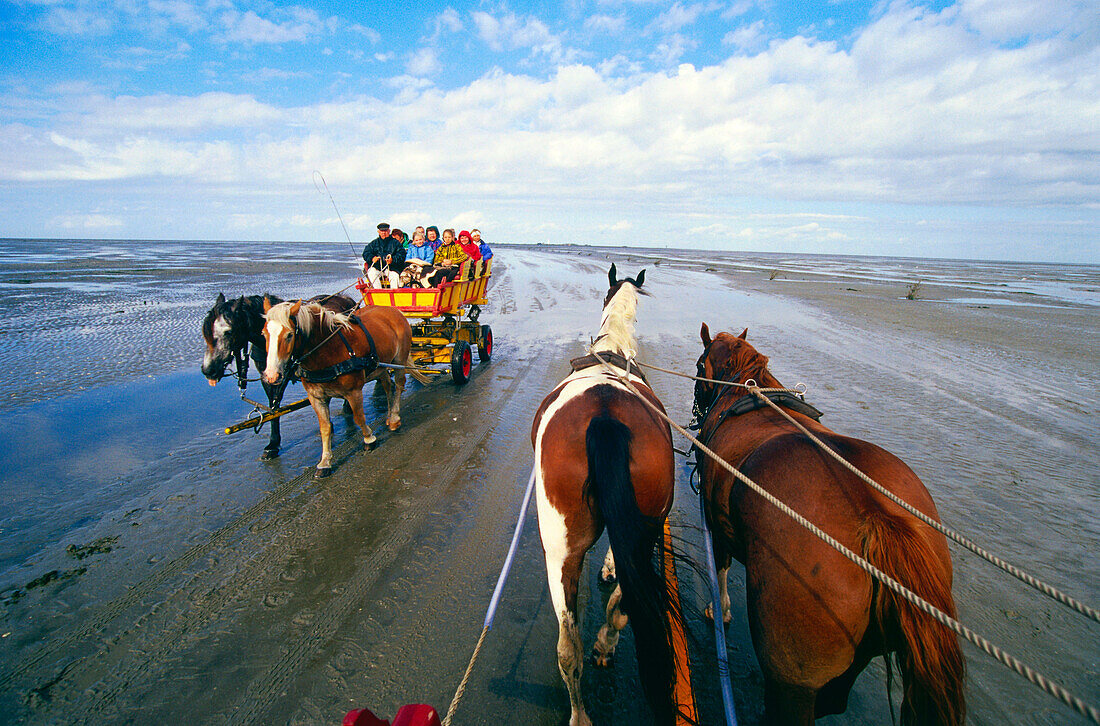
[261,298,427,477]
[531,265,681,725]
[694,325,964,725]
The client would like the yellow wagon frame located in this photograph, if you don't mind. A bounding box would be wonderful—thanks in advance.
[354,259,493,383]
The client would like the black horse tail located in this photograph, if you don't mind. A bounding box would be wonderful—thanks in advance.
[585,416,678,724]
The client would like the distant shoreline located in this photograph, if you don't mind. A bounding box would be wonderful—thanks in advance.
[1,236,1094,267]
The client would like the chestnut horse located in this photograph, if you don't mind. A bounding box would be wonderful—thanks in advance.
[531,265,681,725]
[693,325,964,725]
[261,298,428,477]
[201,293,356,459]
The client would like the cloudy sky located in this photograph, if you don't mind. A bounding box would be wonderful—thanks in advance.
[1,1,1097,261]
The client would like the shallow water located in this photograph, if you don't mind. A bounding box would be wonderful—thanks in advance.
[0,240,1096,725]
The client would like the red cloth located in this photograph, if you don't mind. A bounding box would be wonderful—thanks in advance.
[457,232,482,261]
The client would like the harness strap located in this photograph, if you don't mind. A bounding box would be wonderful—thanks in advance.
[569,351,648,382]
[697,392,823,451]
[298,313,379,383]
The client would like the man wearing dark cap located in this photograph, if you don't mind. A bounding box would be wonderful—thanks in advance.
[362,222,406,288]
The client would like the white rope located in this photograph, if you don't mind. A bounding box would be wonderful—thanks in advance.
[590,349,1100,724]
[638,360,1100,625]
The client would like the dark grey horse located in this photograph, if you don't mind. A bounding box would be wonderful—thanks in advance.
[202,293,356,458]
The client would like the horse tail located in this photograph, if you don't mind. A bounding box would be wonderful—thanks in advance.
[862,513,965,726]
[585,416,678,724]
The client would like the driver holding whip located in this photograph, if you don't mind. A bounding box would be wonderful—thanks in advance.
[361,222,406,288]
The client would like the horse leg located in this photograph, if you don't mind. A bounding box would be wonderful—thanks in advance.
[372,370,399,431]
[592,584,627,667]
[308,393,335,476]
[705,553,734,624]
[598,547,616,584]
[391,364,407,425]
[344,387,376,447]
[764,676,817,726]
[260,370,288,460]
[545,547,591,726]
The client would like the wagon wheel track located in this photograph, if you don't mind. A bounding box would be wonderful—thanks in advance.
[8,357,535,719]
[0,460,320,692]
[220,354,545,726]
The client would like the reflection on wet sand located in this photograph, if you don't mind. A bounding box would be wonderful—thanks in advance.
[0,240,1096,725]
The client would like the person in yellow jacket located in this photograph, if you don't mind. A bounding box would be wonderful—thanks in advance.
[433,228,468,269]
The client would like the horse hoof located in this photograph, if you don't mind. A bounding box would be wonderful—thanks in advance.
[704,605,732,626]
[314,467,332,479]
[387,421,400,432]
[366,439,380,451]
[591,649,614,668]
[260,449,280,460]
[598,572,617,586]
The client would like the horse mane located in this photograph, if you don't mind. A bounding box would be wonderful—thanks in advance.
[594,281,640,355]
[724,335,778,386]
[265,300,350,336]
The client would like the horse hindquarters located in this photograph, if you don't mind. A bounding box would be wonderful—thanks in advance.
[862,514,965,726]
[585,416,677,724]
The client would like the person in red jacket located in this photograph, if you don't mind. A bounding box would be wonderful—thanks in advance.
[457,230,482,262]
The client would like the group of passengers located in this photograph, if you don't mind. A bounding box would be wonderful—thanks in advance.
[362,222,493,289]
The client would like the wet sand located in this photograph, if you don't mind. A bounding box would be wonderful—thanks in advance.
[0,241,1096,724]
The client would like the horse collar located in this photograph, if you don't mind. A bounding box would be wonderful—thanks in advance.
[569,351,647,383]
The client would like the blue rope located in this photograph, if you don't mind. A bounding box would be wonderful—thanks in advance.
[700,491,739,726]
[484,467,537,630]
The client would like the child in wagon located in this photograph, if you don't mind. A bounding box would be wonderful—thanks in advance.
[400,230,435,287]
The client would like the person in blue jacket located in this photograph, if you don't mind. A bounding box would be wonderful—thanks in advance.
[472,229,493,261]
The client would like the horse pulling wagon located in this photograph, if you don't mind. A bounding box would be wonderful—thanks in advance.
[356,258,493,384]
[210,259,494,462]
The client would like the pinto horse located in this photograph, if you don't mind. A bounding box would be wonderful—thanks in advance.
[201,293,356,458]
[693,325,964,725]
[261,298,428,477]
[531,265,681,726]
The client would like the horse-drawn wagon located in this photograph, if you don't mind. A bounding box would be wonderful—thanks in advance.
[355,258,493,384]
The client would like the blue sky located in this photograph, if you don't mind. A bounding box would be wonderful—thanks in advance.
[1,0,1097,261]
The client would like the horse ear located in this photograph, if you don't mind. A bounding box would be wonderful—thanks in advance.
[739,328,748,340]
[216,292,226,305]
[263,295,273,312]
[635,269,645,287]
[289,300,302,317]
[700,322,712,346]
[608,263,617,287]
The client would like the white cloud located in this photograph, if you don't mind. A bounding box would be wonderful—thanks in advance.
[2,0,1097,259]
[585,14,627,35]
[472,11,575,63]
[36,6,113,36]
[57,213,125,230]
[957,0,1087,42]
[652,3,712,33]
[723,20,766,51]
[436,8,464,34]
[407,47,441,77]
[650,34,695,66]
[217,7,329,44]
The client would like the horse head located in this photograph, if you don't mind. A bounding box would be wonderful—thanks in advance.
[693,324,774,421]
[261,297,304,386]
[202,292,242,385]
[604,263,646,307]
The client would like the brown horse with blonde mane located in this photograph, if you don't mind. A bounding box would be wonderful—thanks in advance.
[693,324,964,726]
[261,298,428,477]
[531,265,683,726]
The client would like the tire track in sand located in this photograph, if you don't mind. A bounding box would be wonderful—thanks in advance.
[220,354,544,726]
[42,356,535,724]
